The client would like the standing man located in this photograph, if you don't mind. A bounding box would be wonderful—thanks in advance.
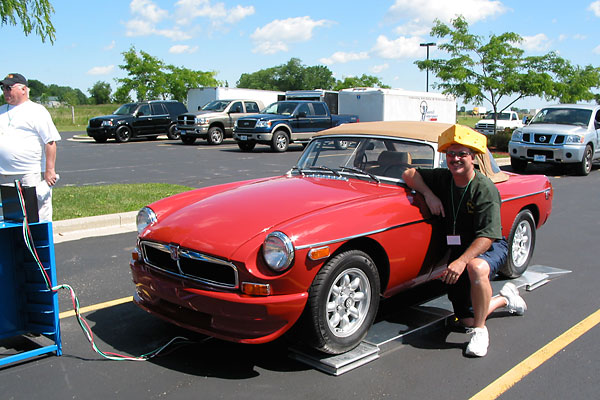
[0,73,61,221]
[402,125,526,357]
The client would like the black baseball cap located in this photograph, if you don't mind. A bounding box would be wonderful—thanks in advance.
[1,73,28,87]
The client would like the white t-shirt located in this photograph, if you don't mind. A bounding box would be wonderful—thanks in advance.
[0,100,61,174]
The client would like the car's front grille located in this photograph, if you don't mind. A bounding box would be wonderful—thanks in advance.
[236,119,257,129]
[177,115,196,126]
[533,134,554,144]
[140,241,238,289]
[89,119,103,128]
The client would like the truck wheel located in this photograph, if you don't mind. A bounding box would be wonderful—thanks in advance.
[575,145,593,176]
[238,142,256,152]
[510,157,528,173]
[302,250,380,354]
[115,126,132,143]
[207,126,224,145]
[335,140,349,150]
[500,209,536,278]
[181,136,196,145]
[271,130,289,152]
[167,124,180,140]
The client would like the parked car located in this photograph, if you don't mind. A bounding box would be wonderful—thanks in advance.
[86,100,187,143]
[233,100,359,152]
[508,104,600,175]
[475,111,523,135]
[177,99,263,145]
[130,121,553,355]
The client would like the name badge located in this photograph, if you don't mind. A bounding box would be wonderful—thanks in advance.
[447,235,461,246]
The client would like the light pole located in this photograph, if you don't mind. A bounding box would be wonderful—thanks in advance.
[420,42,436,92]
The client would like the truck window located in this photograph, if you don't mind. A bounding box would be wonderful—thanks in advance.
[137,104,151,117]
[230,102,243,113]
[297,103,311,116]
[245,102,259,113]
[312,102,327,116]
[150,103,167,115]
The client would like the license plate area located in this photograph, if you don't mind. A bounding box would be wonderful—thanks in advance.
[533,154,546,162]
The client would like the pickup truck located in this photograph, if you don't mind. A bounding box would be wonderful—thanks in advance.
[176,99,263,145]
[233,100,359,152]
[508,104,600,176]
[475,111,523,135]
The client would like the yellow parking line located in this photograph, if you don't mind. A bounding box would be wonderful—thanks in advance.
[471,308,600,400]
[59,296,133,319]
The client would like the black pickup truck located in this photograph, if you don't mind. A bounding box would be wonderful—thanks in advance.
[233,101,359,152]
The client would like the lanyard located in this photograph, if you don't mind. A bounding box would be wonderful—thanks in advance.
[450,174,474,235]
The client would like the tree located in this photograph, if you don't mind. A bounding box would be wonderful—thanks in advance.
[88,81,112,104]
[415,16,600,131]
[0,0,56,43]
[333,74,390,91]
[117,47,220,101]
[237,58,337,91]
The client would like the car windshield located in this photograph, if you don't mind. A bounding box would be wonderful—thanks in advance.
[294,136,435,182]
[484,113,511,120]
[263,101,299,116]
[530,108,592,127]
[201,100,232,112]
[113,103,138,115]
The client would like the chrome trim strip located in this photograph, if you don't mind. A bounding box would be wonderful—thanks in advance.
[295,219,426,250]
[140,240,239,289]
[501,188,551,203]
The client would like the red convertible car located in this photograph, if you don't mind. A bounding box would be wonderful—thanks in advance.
[130,121,553,354]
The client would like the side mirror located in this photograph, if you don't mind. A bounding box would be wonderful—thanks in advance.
[136,111,144,117]
[522,116,530,125]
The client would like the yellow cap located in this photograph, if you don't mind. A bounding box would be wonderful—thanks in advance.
[438,124,487,154]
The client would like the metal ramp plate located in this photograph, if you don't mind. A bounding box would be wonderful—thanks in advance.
[289,265,570,375]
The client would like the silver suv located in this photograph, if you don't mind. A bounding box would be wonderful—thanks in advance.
[508,104,600,175]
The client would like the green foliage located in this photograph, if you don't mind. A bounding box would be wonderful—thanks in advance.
[0,0,55,43]
[237,58,389,92]
[53,183,193,220]
[117,46,220,101]
[487,130,512,152]
[88,81,112,105]
[48,104,117,131]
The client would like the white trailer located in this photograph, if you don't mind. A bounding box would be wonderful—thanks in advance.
[187,87,284,112]
[338,88,456,123]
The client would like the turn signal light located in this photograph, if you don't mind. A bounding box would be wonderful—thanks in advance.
[308,246,330,260]
[241,282,271,296]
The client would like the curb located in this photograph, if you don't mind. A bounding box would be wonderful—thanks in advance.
[53,211,137,243]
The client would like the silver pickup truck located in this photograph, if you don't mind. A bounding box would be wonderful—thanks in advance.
[176,99,263,145]
[508,104,600,175]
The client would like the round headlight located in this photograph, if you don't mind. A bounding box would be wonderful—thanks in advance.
[136,207,157,234]
[263,231,294,272]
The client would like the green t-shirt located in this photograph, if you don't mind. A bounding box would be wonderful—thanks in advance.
[417,168,502,256]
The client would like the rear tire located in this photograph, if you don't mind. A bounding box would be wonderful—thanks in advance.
[500,209,536,278]
[302,250,380,354]
[167,124,180,140]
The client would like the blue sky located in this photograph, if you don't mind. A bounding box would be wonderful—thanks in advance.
[3,0,600,110]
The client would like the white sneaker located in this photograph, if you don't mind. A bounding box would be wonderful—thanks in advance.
[465,326,489,357]
[500,282,527,315]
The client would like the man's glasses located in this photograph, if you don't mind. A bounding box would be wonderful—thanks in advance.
[2,85,15,92]
[446,150,472,158]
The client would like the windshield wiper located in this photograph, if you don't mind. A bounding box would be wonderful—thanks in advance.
[311,165,341,176]
[339,166,380,183]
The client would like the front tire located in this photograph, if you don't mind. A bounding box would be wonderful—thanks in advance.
[271,130,289,152]
[576,145,593,176]
[510,157,528,173]
[207,126,224,145]
[115,126,132,143]
[93,137,107,143]
[303,250,380,354]
[181,136,196,145]
[500,209,536,278]
[238,141,256,152]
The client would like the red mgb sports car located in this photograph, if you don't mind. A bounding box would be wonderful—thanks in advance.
[130,121,553,354]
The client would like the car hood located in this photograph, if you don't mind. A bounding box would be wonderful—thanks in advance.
[142,176,402,259]
[522,123,588,134]
[91,114,128,121]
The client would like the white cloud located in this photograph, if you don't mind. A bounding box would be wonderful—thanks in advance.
[130,0,168,23]
[169,44,199,54]
[87,65,115,75]
[104,40,116,50]
[394,19,431,36]
[320,51,369,65]
[593,45,600,54]
[174,0,254,26]
[520,33,552,52]
[387,0,506,25]
[589,1,600,17]
[370,63,389,74]
[251,16,333,54]
[371,35,425,59]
